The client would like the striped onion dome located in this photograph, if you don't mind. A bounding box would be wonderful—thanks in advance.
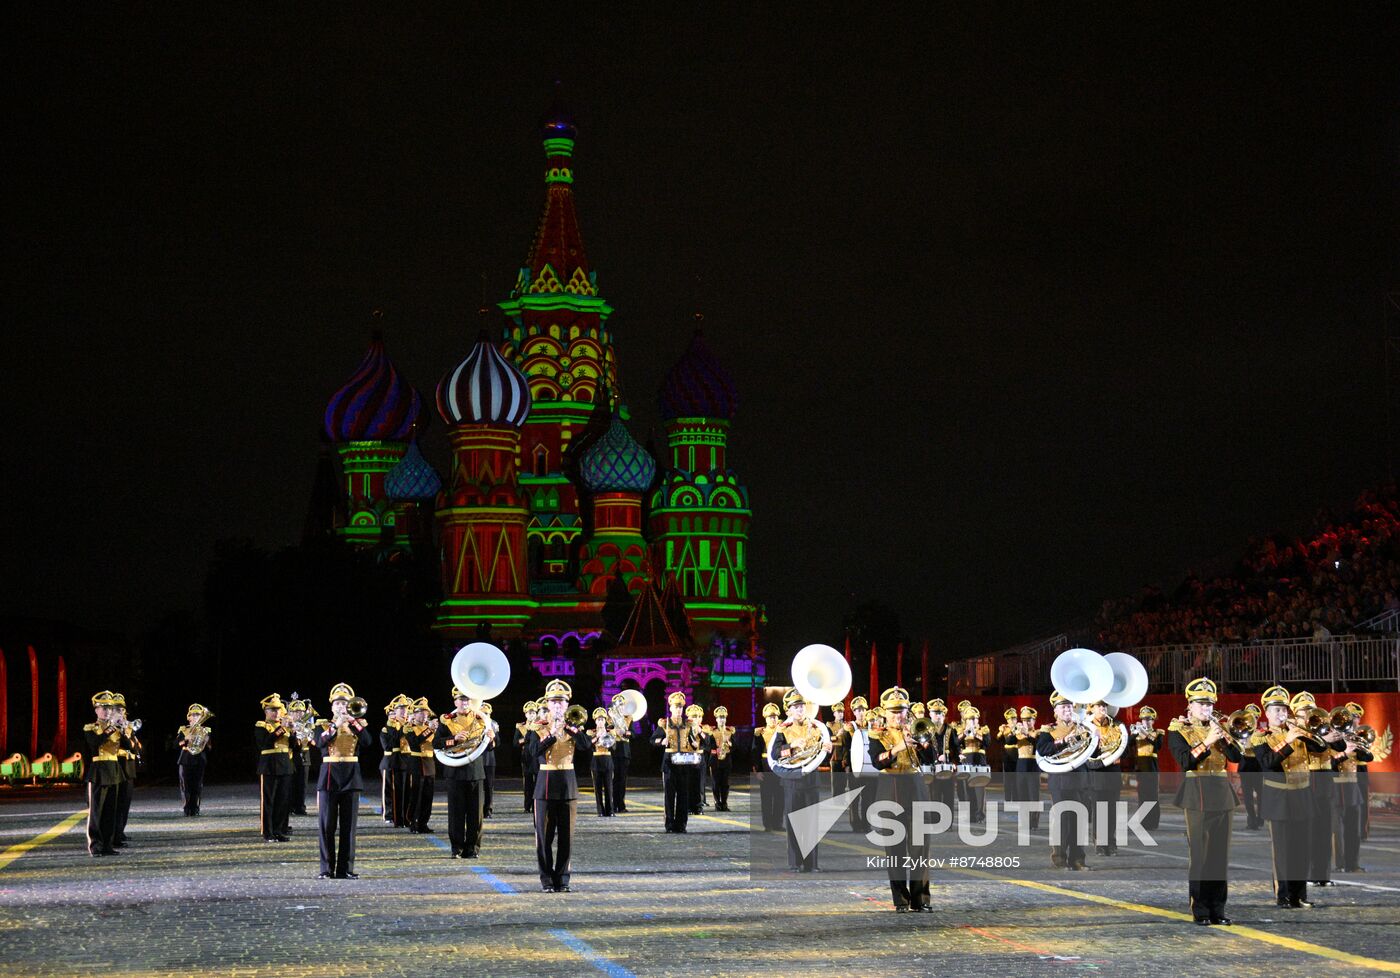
[437,331,532,428]
[580,413,656,493]
[385,441,442,502]
[658,329,738,421]
[323,332,424,443]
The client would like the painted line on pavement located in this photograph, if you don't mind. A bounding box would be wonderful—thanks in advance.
[423,832,517,893]
[549,928,637,978]
[0,810,85,871]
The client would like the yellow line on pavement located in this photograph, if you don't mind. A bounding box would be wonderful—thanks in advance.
[0,810,85,871]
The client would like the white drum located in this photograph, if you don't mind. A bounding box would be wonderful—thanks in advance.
[670,752,702,766]
[959,763,992,787]
[932,762,958,780]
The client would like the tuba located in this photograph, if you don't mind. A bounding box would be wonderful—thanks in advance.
[768,644,850,778]
[450,642,512,701]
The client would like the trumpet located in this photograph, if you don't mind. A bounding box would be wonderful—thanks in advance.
[564,704,589,729]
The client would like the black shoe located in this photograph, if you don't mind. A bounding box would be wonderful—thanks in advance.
[277,835,291,843]
[450,849,461,858]
[90,850,104,857]
[419,827,434,833]
[558,884,571,893]
[916,904,933,913]
[1277,898,1293,908]
[895,905,910,913]
[1291,899,1314,909]
[1210,916,1232,926]
[1312,880,1334,887]
[464,850,478,859]
[102,847,119,855]
[483,809,493,818]
[318,872,334,879]
[1194,918,1211,926]
[1069,861,1086,871]
[1050,852,1065,869]
[542,883,555,893]
[337,872,359,880]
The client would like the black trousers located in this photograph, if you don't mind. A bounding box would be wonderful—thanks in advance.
[482,761,495,814]
[930,776,956,815]
[86,782,119,853]
[1239,757,1261,826]
[1184,808,1232,919]
[317,788,358,876]
[664,757,698,830]
[591,756,613,815]
[404,767,422,826]
[693,755,708,813]
[1049,789,1087,867]
[1308,780,1333,882]
[534,798,577,889]
[260,773,292,839]
[445,778,484,855]
[291,759,309,815]
[885,818,931,909]
[523,764,538,812]
[115,779,133,842]
[178,757,205,815]
[1090,769,1121,850]
[1136,764,1160,831]
[850,775,876,833]
[1358,769,1370,838]
[1269,817,1310,903]
[1002,758,1019,802]
[1335,803,1362,871]
[412,773,435,831]
[380,770,395,823]
[782,775,820,870]
[392,769,411,826]
[711,757,732,807]
[611,755,628,811]
[962,782,987,822]
[1015,760,1042,829]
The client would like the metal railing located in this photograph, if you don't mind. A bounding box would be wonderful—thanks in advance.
[948,634,1400,696]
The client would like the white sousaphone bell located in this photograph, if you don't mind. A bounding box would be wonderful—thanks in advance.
[768,643,852,778]
[1037,647,1147,773]
[612,688,647,726]
[436,642,511,768]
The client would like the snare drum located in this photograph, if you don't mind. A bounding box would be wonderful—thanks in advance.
[959,763,992,787]
[671,752,701,766]
[933,762,958,780]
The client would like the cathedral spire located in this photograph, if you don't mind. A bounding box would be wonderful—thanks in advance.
[519,83,595,299]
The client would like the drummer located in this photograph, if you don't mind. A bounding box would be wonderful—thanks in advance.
[927,699,958,812]
[955,706,990,824]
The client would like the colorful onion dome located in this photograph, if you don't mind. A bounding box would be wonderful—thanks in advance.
[437,330,532,428]
[658,329,738,421]
[580,414,656,493]
[323,333,424,443]
[385,441,442,502]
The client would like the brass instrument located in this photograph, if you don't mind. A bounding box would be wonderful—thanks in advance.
[183,723,211,754]
[1036,713,1099,773]
[347,696,368,719]
[564,704,589,729]
[768,716,832,773]
[1355,724,1377,746]
[909,717,936,750]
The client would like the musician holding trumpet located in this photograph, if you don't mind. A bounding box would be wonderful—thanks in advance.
[254,693,296,843]
[527,679,591,892]
[1166,677,1242,926]
[315,682,371,879]
[84,690,134,856]
[588,708,615,817]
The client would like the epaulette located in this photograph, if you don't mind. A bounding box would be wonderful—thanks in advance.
[1249,731,1268,748]
[1168,719,1185,733]
[441,713,454,722]
[83,722,100,733]
[255,720,273,731]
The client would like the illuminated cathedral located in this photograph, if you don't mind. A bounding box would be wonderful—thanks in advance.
[316,103,764,707]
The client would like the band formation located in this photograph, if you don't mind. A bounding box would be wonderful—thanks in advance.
[84,672,1375,917]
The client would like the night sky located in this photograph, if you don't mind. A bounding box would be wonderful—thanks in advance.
[7,9,1399,659]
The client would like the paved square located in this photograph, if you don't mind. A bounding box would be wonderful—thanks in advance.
[0,780,1396,977]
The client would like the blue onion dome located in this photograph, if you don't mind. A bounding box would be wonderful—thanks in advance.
[324,332,424,442]
[658,328,738,421]
[580,414,656,493]
[385,441,442,502]
[437,330,532,428]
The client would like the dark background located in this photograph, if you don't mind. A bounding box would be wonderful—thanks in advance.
[6,8,1400,669]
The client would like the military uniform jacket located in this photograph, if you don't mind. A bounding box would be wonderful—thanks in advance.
[483,721,499,766]
[827,720,850,768]
[1036,723,1088,791]
[955,724,990,764]
[651,719,708,755]
[176,725,210,766]
[1132,728,1163,771]
[1167,720,1241,810]
[711,725,735,763]
[315,721,371,791]
[1251,730,1328,821]
[253,720,295,776]
[84,723,131,785]
[380,720,411,772]
[529,726,590,800]
[754,723,780,771]
[404,724,437,776]
[515,722,539,770]
[929,723,958,764]
[432,712,486,782]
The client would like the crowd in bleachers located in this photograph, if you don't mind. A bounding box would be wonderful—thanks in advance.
[1096,482,1400,649]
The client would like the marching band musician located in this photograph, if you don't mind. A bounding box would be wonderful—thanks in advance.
[1015,706,1041,830]
[773,688,824,872]
[517,701,540,814]
[404,697,437,833]
[1253,685,1328,908]
[588,708,615,817]
[609,694,632,813]
[848,696,875,833]
[1166,677,1241,926]
[380,695,412,828]
[1237,703,1263,830]
[1332,705,1372,874]
[998,708,1020,804]
[653,691,704,833]
[1130,706,1162,832]
[755,702,784,832]
[710,706,735,811]
[433,686,491,859]
[481,701,498,818]
[828,700,852,796]
[871,686,933,913]
[1085,699,1123,857]
[84,691,132,856]
[254,693,295,843]
[315,682,371,879]
[926,699,957,814]
[690,703,710,815]
[111,692,139,848]
[1291,689,1344,888]
[528,679,591,892]
[1347,701,1370,844]
[176,703,212,817]
[955,706,989,824]
[1036,692,1087,870]
[286,698,312,817]
[910,701,927,720]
